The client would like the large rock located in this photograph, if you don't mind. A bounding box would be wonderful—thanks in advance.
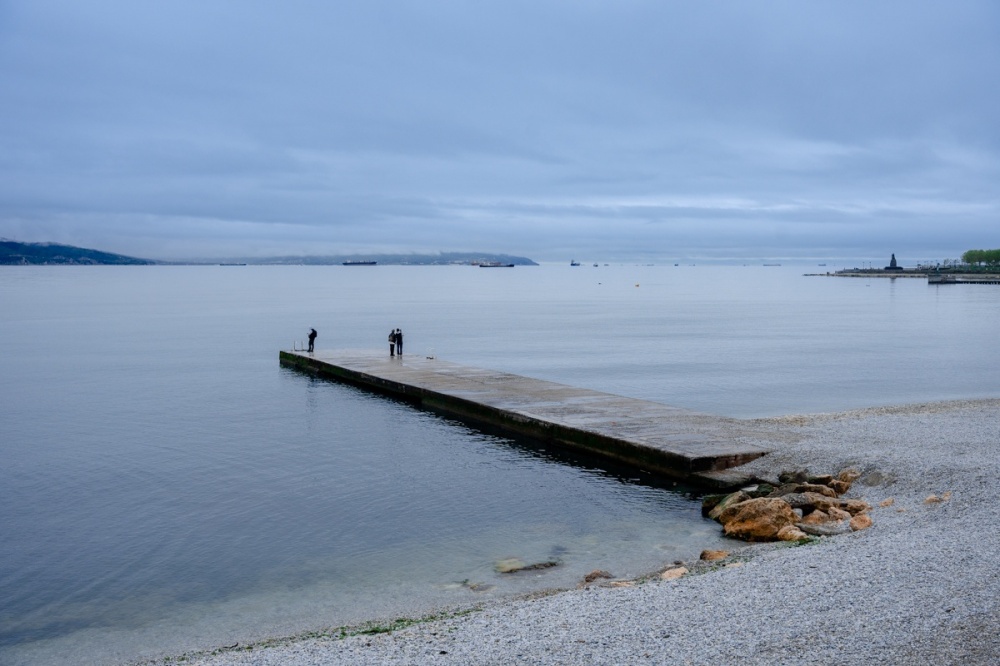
[737,483,777,499]
[801,509,831,525]
[708,491,751,521]
[778,469,810,484]
[721,498,798,541]
[778,491,841,513]
[768,483,803,498]
[701,493,729,516]
[796,483,839,498]
[826,479,852,495]
[796,519,852,536]
[769,482,838,499]
[827,506,852,521]
[842,499,872,515]
[776,525,810,541]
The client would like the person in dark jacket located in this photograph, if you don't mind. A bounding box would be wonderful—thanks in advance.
[395,328,403,356]
[389,329,396,357]
[308,328,317,353]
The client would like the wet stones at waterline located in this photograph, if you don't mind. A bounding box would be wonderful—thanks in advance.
[702,468,873,542]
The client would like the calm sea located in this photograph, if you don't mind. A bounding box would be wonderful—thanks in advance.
[1,264,997,665]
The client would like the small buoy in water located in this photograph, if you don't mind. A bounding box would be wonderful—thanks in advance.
[635,283,639,287]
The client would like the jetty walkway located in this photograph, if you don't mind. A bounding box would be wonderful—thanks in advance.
[280,350,772,485]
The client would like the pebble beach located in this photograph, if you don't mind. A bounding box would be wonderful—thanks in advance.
[167,398,1000,665]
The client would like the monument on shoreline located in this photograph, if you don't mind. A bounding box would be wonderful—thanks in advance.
[885,253,903,271]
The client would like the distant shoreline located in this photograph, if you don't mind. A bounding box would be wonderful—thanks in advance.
[0,241,539,267]
[808,269,1000,279]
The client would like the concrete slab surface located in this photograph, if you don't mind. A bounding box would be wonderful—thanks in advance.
[280,350,772,481]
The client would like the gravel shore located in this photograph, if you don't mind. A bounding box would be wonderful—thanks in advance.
[174,399,1000,665]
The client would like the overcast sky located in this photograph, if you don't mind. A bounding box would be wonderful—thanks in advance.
[1,1,997,263]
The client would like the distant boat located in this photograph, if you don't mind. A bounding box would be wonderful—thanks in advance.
[570,260,580,266]
[343,260,377,266]
[763,263,782,267]
[478,261,514,268]
[593,263,599,267]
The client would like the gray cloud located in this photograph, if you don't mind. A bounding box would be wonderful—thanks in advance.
[1,1,997,262]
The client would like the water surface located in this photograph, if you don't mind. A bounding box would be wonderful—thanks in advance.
[2,264,997,664]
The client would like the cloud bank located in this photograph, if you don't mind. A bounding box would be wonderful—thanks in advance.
[1,1,997,262]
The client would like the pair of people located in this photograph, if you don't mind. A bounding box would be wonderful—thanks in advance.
[308,327,403,356]
[388,328,403,356]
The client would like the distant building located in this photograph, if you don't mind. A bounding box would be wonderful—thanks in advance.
[885,253,903,271]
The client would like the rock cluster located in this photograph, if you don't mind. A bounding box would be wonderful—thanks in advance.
[702,468,872,542]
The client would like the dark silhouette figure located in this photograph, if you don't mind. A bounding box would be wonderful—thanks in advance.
[389,329,396,357]
[395,328,403,356]
[308,328,317,352]
[885,254,903,271]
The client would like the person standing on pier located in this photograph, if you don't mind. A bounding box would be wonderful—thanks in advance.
[388,329,396,357]
[307,328,317,353]
[395,328,403,356]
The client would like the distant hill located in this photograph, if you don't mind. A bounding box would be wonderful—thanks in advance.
[238,252,538,266]
[0,243,537,267]
[0,240,154,265]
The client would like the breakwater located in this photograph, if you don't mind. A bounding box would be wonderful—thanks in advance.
[279,350,769,484]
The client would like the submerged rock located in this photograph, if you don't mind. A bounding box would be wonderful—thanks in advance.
[495,558,560,574]
[461,580,495,593]
[495,558,524,573]
[582,570,613,584]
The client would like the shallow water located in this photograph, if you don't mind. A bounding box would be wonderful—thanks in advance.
[1,264,997,664]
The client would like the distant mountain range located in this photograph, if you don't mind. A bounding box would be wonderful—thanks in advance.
[0,241,537,267]
[1,240,154,265]
[233,252,538,266]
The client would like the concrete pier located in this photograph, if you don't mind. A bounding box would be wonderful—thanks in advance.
[280,350,770,483]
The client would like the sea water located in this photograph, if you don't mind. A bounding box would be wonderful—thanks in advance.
[1,264,997,665]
